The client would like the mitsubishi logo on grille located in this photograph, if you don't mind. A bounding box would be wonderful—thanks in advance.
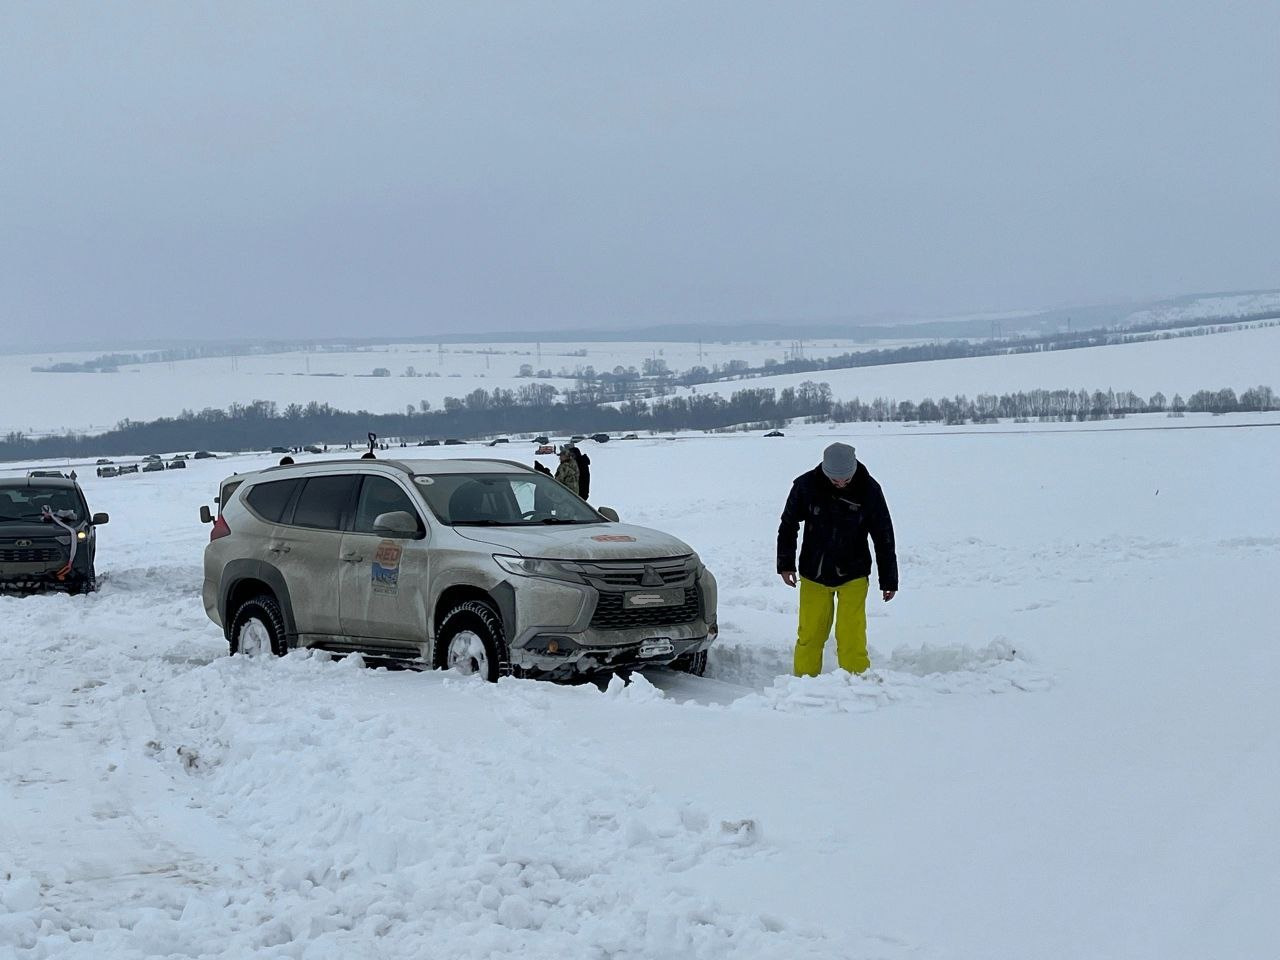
[640,565,663,587]
[15,540,32,547]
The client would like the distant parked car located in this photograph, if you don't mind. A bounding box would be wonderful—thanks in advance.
[570,435,586,442]
[142,454,162,462]
[590,433,610,443]
[27,470,66,479]
[533,436,550,445]
[118,464,139,475]
[622,434,639,441]
[193,451,216,460]
[97,466,119,478]
[535,444,556,455]
[95,458,113,465]
[0,474,108,594]
[765,430,784,438]
[142,460,165,473]
[270,446,290,454]
[424,439,440,447]
[444,438,464,446]
[304,445,323,454]
[167,459,187,469]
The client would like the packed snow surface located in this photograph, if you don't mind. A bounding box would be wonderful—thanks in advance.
[3,420,1279,958]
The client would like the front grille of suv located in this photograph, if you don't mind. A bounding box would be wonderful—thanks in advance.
[576,557,691,589]
[0,547,60,563]
[589,586,701,630]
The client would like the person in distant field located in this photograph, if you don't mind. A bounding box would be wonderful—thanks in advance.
[571,446,591,500]
[554,445,580,494]
[777,442,898,677]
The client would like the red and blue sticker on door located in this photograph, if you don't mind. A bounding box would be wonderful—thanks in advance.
[372,540,402,594]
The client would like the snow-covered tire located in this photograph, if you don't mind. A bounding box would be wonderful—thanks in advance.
[229,594,288,658]
[436,601,509,682]
[671,649,708,676]
[67,567,96,596]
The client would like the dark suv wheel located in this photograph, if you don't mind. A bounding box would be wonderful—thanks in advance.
[670,649,707,676]
[436,601,510,682]
[229,594,288,657]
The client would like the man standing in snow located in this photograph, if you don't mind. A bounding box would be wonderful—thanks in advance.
[777,442,898,676]
[554,445,580,495]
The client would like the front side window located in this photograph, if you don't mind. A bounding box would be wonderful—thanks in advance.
[352,476,423,535]
[292,475,358,530]
[415,472,601,526]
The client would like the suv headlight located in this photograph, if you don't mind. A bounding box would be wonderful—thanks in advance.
[494,555,584,582]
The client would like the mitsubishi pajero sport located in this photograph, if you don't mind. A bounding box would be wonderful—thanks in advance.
[201,458,718,679]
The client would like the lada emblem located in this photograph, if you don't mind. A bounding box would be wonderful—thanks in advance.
[15,540,32,547]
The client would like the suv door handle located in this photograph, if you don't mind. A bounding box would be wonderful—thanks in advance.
[341,551,364,563]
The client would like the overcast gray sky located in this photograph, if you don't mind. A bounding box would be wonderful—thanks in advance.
[2,1,1277,343]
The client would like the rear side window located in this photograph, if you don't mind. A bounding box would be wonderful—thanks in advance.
[245,478,300,523]
[292,475,358,531]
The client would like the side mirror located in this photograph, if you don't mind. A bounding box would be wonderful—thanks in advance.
[199,505,213,524]
[373,511,420,537]
[92,512,110,525]
[598,506,620,522]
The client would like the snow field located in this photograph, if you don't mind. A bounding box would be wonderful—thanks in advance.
[3,420,1279,958]
[6,320,1278,437]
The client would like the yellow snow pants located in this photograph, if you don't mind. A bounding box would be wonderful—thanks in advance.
[795,575,870,676]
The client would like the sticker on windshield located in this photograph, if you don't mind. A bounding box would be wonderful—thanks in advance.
[372,540,403,594]
[591,534,636,542]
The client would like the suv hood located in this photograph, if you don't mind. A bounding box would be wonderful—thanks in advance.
[0,521,77,540]
[454,522,694,561]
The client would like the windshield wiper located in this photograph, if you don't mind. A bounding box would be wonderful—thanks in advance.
[534,517,583,524]
[452,519,511,526]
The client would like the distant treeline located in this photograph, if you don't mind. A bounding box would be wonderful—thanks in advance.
[668,314,1280,390]
[2,383,1275,462]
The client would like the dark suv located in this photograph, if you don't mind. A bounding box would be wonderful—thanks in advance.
[0,476,108,594]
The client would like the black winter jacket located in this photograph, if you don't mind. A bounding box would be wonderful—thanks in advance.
[573,450,591,499]
[777,464,898,590]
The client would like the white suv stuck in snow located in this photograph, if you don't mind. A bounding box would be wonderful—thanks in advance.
[201,457,718,679]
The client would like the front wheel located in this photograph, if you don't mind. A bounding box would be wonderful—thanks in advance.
[436,601,509,682]
[670,649,707,676]
[229,594,288,657]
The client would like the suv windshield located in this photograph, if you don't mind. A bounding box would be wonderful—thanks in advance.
[416,472,602,526]
[0,484,84,522]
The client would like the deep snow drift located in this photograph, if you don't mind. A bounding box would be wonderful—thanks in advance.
[2,420,1278,959]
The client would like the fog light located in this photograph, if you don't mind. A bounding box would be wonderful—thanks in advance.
[708,621,719,639]
[77,531,87,541]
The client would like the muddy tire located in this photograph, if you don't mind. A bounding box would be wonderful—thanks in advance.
[229,594,288,657]
[436,600,509,682]
[671,649,708,677]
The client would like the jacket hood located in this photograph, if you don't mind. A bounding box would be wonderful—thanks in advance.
[454,521,693,561]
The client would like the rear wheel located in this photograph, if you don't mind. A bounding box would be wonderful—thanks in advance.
[229,594,288,657]
[436,601,509,682]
